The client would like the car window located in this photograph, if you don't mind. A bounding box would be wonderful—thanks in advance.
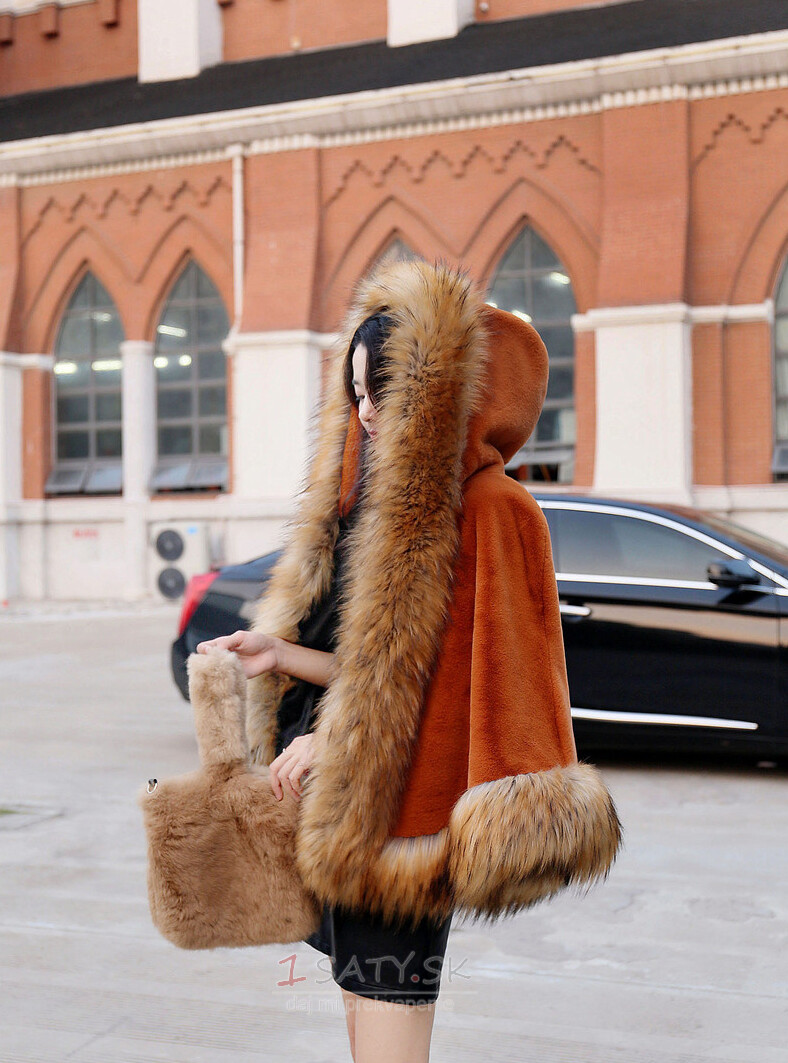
[553,509,731,581]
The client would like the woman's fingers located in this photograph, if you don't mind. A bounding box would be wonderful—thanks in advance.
[289,762,307,797]
[196,630,245,654]
[269,747,309,801]
[268,764,283,801]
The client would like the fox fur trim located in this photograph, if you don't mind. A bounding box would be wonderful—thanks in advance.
[246,259,622,929]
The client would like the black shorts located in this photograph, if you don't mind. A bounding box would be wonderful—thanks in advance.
[305,901,452,1006]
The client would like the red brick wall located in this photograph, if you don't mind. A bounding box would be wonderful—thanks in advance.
[8,88,788,494]
[14,162,233,499]
[597,101,689,307]
[0,0,137,97]
[723,323,775,485]
[316,116,602,328]
[689,90,788,306]
[476,0,621,21]
[222,0,386,62]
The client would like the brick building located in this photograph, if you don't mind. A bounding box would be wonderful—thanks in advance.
[1,0,787,601]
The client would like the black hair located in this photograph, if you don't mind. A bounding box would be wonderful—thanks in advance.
[343,312,394,411]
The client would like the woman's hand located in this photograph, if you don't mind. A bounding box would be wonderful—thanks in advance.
[268,734,315,802]
[195,630,282,679]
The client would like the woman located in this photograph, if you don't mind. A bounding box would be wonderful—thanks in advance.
[198,259,621,1062]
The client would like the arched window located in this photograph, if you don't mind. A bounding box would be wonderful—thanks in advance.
[487,227,577,483]
[45,272,125,495]
[366,237,421,276]
[773,256,788,480]
[151,260,230,492]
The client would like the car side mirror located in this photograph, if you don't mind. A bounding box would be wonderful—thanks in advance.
[707,558,761,587]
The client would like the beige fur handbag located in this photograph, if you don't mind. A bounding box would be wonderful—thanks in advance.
[138,646,321,948]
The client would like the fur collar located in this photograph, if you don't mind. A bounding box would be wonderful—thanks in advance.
[246,260,488,771]
[246,260,621,925]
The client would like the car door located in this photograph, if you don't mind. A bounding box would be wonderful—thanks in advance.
[541,503,782,753]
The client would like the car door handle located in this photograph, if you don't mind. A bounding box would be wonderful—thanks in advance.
[560,603,592,620]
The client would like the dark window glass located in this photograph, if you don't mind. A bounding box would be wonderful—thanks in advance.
[154,353,192,382]
[198,350,226,379]
[554,509,730,581]
[536,407,575,445]
[57,394,89,423]
[487,227,576,483]
[154,260,229,490]
[159,425,194,456]
[198,385,226,417]
[158,389,193,419]
[51,272,125,492]
[56,315,91,357]
[92,361,121,387]
[58,430,90,459]
[95,392,121,422]
[537,325,574,361]
[157,307,192,350]
[199,423,224,454]
[546,365,574,402]
[96,428,122,458]
[94,311,124,355]
[54,360,91,390]
[197,304,230,344]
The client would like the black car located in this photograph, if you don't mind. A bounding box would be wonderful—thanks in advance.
[172,495,788,758]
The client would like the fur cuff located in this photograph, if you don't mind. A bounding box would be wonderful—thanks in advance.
[447,763,622,922]
[296,762,622,929]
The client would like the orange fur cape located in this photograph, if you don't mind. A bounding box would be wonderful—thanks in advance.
[246,259,621,928]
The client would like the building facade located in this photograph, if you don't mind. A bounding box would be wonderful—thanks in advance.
[1,0,788,601]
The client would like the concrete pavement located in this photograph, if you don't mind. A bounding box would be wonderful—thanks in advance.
[0,605,786,1062]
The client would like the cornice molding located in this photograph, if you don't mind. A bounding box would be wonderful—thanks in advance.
[691,484,788,512]
[690,301,775,325]
[5,494,296,523]
[0,352,55,368]
[0,0,86,13]
[3,149,230,189]
[573,301,774,331]
[223,329,340,354]
[1,30,787,186]
[119,340,155,356]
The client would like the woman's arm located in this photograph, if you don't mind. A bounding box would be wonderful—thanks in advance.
[196,630,336,686]
[276,640,337,688]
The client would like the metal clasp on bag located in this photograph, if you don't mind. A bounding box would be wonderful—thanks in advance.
[147,779,158,793]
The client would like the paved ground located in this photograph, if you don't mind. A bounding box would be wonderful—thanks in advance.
[0,605,786,1063]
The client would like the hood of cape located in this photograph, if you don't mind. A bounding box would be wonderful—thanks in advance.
[245,258,621,928]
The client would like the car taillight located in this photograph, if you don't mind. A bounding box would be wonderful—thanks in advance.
[177,570,220,637]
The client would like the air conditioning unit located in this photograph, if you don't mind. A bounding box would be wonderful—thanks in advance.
[149,521,212,600]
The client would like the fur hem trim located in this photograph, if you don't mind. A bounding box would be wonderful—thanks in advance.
[241,258,621,927]
[295,762,622,929]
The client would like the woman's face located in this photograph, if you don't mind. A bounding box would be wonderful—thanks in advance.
[351,343,378,440]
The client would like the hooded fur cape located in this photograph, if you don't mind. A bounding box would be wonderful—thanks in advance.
[246,259,621,929]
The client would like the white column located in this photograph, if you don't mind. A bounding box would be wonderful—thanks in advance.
[0,353,23,509]
[0,354,53,601]
[387,0,474,47]
[574,305,693,503]
[120,340,156,600]
[0,352,24,601]
[121,340,157,501]
[138,0,223,83]
[223,330,329,502]
[228,143,245,331]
